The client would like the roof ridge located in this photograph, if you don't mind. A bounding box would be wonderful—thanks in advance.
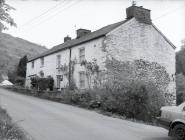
[28,19,129,62]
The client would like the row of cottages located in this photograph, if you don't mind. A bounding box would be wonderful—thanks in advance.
[26,5,176,96]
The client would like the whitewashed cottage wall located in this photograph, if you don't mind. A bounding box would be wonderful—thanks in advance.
[26,37,106,89]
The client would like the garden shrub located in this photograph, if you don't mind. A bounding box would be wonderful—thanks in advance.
[30,76,54,91]
[15,76,25,86]
[60,89,73,104]
[99,58,171,122]
[176,73,185,105]
[45,78,164,122]
[48,76,54,91]
[99,81,149,121]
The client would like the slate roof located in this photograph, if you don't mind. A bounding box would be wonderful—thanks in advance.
[28,20,129,62]
[28,18,176,62]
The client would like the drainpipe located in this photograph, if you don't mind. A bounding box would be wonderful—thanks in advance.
[68,47,72,89]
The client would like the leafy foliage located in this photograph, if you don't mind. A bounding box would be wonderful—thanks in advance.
[176,74,185,105]
[105,58,171,97]
[58,81,163,122]
[8,70,16,83]
[30,76,54,91]
[0,0,16,31]
[81,59,100,88]
[176,50,185,75]
[15,76,25,86]
[176,39,185,75]
[16,55,28,78]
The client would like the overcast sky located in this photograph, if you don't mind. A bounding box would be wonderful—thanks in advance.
[4,0,185,49]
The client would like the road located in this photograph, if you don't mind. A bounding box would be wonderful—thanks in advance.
[0,88,171,140]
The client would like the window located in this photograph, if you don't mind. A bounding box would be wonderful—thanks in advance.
[31,61,34,69]
[40,57,44,67]
[56,75,62,89]
[79,48,85,63]
[79,72,85,88]
[56,55,61,68]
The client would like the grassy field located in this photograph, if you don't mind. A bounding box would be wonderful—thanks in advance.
[0,106,30,140]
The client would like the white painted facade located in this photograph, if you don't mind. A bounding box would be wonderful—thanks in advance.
[26,37,106,89]
[26,17,175,95]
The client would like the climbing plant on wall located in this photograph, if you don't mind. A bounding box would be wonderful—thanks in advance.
[105,58,174,105]
[58,60,77,89]
[81,59,101,88]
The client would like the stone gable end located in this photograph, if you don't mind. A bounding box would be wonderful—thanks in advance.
[104,18,176,97]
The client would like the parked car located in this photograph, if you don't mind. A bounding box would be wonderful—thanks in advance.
[157,102,185,140]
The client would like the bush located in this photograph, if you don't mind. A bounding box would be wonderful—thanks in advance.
[30,76,54,91]
[98,81,163,122]
[42,79,163,122]
[48,76,54,91]
[15,76,25,86]
[176,74,185,105]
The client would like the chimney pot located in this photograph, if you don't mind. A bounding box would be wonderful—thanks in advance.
[64,35,71,42]
[76,29,91,39]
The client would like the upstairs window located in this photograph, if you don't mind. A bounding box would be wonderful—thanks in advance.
[79,48,85,63]
[40,57,44,67]
[56,55,61,68]
[31,61,34,69]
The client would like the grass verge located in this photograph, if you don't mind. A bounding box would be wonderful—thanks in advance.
[0,105,31,140]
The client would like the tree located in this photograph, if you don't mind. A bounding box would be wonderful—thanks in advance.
[180,39,185,50]
[8,70,16,83]
[176,39,185,75]
[16,55,28,78]
[176,73,185,105]
[0,0,16,31]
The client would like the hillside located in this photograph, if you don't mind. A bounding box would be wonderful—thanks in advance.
[0,33,48,74]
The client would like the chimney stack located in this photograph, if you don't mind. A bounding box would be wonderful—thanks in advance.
[126,4,151,24]
[64,35,71,42]
[76,29,91,39]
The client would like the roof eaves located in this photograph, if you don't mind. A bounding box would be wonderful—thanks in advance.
[27,34,105,62]
[152,24,176,49]
[27,19,129,63]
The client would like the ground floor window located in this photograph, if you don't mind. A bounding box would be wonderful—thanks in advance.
[56,75,62,89]
[79,72,85,89]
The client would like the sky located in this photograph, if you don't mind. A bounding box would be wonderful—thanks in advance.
[4,0,185,49]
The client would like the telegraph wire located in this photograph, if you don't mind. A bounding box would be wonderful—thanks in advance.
[153,4,185,21]
[23,0,82,32]
[20,0,69,27]
[17,1,184,33]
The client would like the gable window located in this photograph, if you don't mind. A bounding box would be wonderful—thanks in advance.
[56,55,61,68]
[40,57,44,67]
[31,61,34,69]
[79,48,85,63]
[79,71,85,88]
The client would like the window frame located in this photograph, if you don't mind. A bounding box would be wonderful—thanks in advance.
[79,47,85,63]
[79,71,86,89]
[31,61,34,69]
[56,55,61,68]
[56,75,63,89]
[40,57,44,67]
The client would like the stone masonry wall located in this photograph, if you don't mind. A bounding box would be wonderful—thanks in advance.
[103,18,176,97]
